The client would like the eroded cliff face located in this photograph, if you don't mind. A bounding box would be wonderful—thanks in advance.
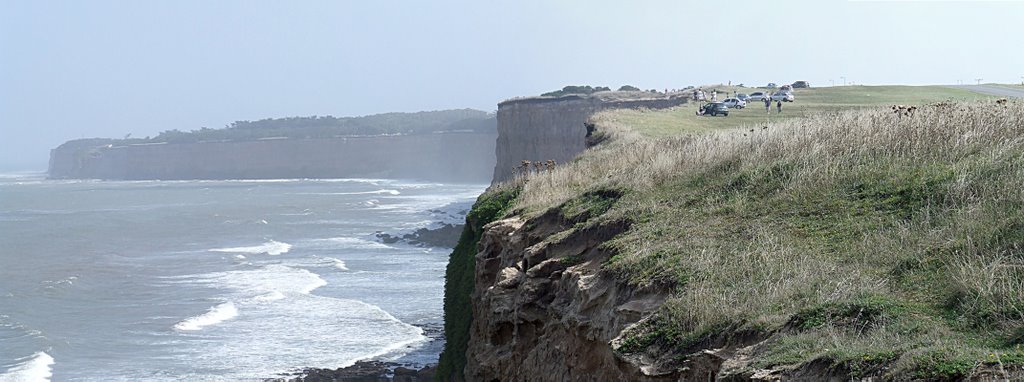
[456,203,872,382]
[463,204,676,382]
[491,94,685,184]
[48,132,496,183]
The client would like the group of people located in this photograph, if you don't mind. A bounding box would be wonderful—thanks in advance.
[692,88,718,102]
[692,87,785,115]
[764,97,782,113]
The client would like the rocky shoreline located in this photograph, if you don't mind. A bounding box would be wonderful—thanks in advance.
[280,361,436,382]
[269,204,469,382]
[374,204,469,248]
[374,223,463,248]
[266,308,445,382]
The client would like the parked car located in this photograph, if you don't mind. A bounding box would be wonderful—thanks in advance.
[736,93,750,102]
[780,84,793,92]
[698,102,729,116]
[722,98,746,109]
[749,92,766,101]
[792,81,810,88]
[766,83,778,89]
[771,91,795,102]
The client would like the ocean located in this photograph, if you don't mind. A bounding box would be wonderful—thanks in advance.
[0,172,484,381]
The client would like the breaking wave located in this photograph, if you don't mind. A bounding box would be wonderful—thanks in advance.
[173,302,238,331]
[209,240,291,256]
[0,351,54,382]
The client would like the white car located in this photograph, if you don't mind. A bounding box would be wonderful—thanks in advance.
[722,98,746,109]
[771,92,795,102]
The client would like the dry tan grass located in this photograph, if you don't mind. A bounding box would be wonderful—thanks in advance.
[506,99,1024,374]
[516,101,1024,213]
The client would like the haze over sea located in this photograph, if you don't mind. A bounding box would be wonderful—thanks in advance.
[0,172,484,381]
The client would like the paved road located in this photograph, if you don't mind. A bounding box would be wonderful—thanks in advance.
[951,85,1024,98]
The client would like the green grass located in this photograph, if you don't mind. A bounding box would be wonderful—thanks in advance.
[600,85,990,138]
[510,96,1024,379]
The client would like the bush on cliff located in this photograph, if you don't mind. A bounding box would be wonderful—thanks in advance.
[541,85,611,97]
[510,100,1024,378]
[436,186,520,382]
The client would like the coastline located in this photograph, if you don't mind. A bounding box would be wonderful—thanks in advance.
[273,203,471,381]
[272,323,441,382]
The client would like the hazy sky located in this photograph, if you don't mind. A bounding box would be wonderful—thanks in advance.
[2,0,1022,171]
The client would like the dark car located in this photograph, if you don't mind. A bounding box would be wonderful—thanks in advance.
[792,81,810,88]
[698,102,729,116]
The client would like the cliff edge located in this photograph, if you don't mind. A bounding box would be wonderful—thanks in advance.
[491,92,686,184]
[440,100,1024,381]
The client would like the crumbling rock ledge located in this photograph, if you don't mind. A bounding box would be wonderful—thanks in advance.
[463,208,676,381]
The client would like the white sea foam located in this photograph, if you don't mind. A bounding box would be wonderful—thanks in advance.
[253,291,286,302]
[0,171,46,179]
[174,302,238,331]
[0,351,54,382]
[307,237,390,250]
[296,189,401,196]
[327,257,349,271]
[209,240,291,256]
[348,189,401,195]
[171,294,426,379]
[192,264,328,296]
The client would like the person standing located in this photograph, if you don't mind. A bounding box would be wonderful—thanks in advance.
[711,90,718,102]
[777,100,783,113]
[764,97,771,113]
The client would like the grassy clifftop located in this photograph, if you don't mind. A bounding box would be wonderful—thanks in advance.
[506,98,1024,378]
[606,85,989,137]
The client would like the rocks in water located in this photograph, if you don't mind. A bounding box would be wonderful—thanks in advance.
[375,224,463,248]
[284,361,435,382]
[393,365,435,382]
[295,361,387,382]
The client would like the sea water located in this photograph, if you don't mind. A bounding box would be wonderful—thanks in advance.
[0,172,484,381]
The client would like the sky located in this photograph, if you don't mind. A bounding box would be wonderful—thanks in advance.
[2,0,1023,171]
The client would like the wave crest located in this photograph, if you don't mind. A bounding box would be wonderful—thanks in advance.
[174,302,238,331]
[209,240,291,256]
[0,351,54,382]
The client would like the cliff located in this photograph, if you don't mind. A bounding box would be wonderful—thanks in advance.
[440,100,1024,381]
[464,195,674,381]
[48,132,497,183]
[491,92,686,183]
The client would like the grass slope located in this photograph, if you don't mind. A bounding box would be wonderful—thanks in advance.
[510,98,1024,378]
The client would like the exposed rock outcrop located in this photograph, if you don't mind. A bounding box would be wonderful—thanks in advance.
[375,223,464,248]
[491,92,686,183]
[463,206,677,381]
[283,361,436,382]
